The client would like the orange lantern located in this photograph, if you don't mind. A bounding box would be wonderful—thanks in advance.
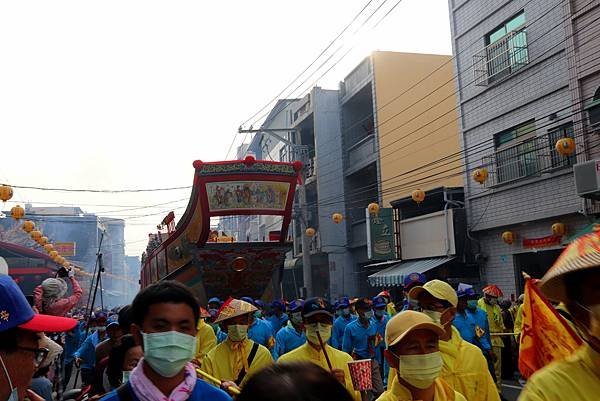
[38,236,49,246]
[411,189,426,204]
[305,227,316,238]
[367,203,380,215]
[57,256,65,265]
[332,213,343,224]
[30,230,43,241]
[502,231,514,245]
[473,168,489,184]
[52,255,61,263]
[0,185,13,203]
[62,260,71,269]
[11,205,25,221]
[552,222,566,236]
[48,250,58,259]
[22,220,35,233]
[43,244,54,253]
[555,137,575,156]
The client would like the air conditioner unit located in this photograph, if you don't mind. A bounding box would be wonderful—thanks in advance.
[574,160,600,200]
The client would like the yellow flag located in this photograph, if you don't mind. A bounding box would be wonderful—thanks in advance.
[518,279,582,379]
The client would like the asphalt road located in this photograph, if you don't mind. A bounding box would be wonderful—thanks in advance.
[502,380,525,401]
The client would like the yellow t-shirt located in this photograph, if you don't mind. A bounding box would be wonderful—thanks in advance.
[195,319,217,360]
[278,342,361,401]
[376,376,467,401]
[518,343,600,401]
[201,338,273,387]
[477,298,505,347]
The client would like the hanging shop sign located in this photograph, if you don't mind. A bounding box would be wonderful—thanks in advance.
[366,207,396,260]
[522,235,562,249]
[54,242,76,257]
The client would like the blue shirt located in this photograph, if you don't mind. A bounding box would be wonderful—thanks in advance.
[332,315,356,349]
[249,318,274,348]
[100,378,231,401]
[64,322,84,364]
[266,313,288,336]
[453,307,492,352]
[275,325,306,359]
[74,331,102,370]
[342,318,378,359]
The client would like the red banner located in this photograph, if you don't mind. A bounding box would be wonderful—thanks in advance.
[518,279,582,379]
[522,235,562,249]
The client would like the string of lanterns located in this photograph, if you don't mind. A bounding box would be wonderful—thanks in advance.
[502,222,566,245]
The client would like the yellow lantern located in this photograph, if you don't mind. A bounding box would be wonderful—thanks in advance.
[57,256,65,265]
[22,220,35,233]
[473,168,489,184]
[30,230,43,241]
[11,205,25,221]
[305,227,316,238]
[332,213,343,224]
[367,203,380,215]
[48,250,58,259]
[52,255,61,263]
[411,189,426,204]
[555,137,576,156]
[552,222,566,236]
[38,236,49,246]
[43,244,54,252]
[502,231,514,245]
[0,185,13,203]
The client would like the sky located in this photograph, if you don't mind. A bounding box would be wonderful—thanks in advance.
[0,0,452,259]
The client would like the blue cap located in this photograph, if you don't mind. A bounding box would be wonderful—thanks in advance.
[403,272,426,290]
[288,299,304,313]
[372,296,387,309]
[270,299,284,309]
[0,275,76,333]
[254,300,264,308]
[208,297,221,305]
[337,297,350,309]
[240,296,255,305]
[302,297,333,318]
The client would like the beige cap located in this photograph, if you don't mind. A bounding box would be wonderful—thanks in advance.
[408,279,458,307]
[385,310,445,347]
[214,298,257,323]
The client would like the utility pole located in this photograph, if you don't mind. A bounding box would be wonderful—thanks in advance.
[238,127,313,297]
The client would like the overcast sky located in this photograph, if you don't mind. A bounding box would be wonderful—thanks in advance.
[0,0,452,259]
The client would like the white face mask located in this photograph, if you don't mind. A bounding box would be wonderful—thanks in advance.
[305,323,332,345]
[0,354,17,401]
[122,370,131,383]
[392,351,443,389]
[363,310,374,320]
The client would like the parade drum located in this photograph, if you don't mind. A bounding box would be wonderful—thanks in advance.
[347,359,372,391]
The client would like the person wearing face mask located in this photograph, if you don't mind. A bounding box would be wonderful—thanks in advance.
[0,275,77,401]
[477,285,505,393]
[74,314,108,387]
[241,297,276,357]
[378,310,467,401]
[100,280,231,401]
[274,299,306,358]
[266,300,288,337]
[342,297,384,399]
[409,280,500,401]
[453,287,493,356]
[106,334,143,390]
[277,297,360,401]
[401,273,426,311]
[332,297,355,350]
[378,291,397,317]
[372,296,390,387]
[194,308,217,362]
[518,231,600,401]
[201,298,273,392]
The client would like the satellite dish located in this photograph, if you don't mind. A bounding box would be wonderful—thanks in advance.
[0,256,8,275]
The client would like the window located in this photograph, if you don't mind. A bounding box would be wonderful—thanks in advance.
[474,11,529,85]
[279,146,289,162]
[549,123,575,168]
[494,120,538,183]
[586,87,600,128]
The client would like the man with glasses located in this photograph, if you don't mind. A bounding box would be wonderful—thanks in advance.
[0,275,77,401]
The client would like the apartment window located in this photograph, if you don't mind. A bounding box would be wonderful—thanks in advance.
[495,120,538,183]
[549,123,575,168]
[586,87,600,128]
[474,12,529,85]
[279,146,289,162]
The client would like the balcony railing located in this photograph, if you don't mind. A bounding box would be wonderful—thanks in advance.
[347,134,377,170]
[474,27,529,86]
[480,132,574,186]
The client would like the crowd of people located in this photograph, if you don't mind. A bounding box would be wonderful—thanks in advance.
[0,243,598,401]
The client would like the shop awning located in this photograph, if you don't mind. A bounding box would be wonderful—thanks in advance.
[563,220,600,243]
[368,256,454,287]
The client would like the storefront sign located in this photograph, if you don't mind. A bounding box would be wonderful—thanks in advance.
[522,235,562,249]
[54,242,76,256]
[366,207,396,260]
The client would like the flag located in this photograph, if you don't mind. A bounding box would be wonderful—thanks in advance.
[518,279,583,379]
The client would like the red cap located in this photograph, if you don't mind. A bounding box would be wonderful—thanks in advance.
[19,313,77,332]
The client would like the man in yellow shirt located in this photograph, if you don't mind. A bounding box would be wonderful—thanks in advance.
[278,297,360,401]
[518,231,600,401]
[195,309,217,361]
[202,298,273,392]
[477,285,505,392]
[408,280,500,401]
[377,310,466,401]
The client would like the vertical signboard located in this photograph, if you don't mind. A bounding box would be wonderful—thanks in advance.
[366,207,396,260]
